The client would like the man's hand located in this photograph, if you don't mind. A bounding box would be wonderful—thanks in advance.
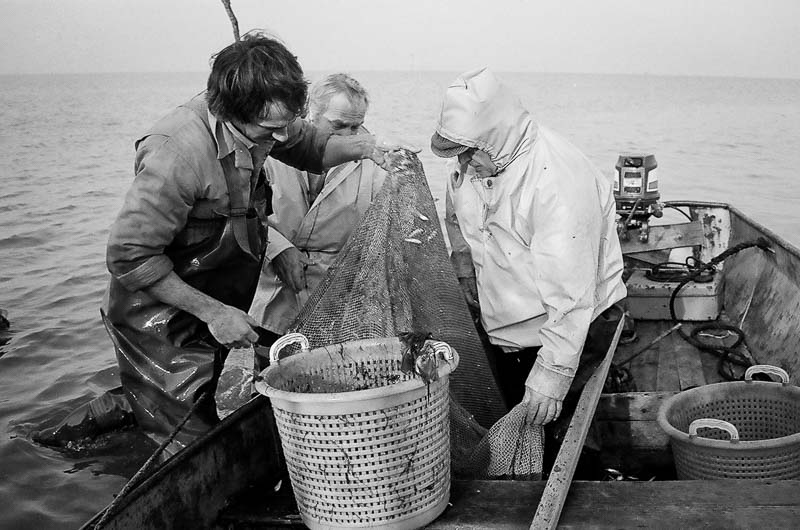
[521,385,563,426]
[369,136,421,170]
[458,276,479,309]
[206,305,260,349]
[272,247,314,293]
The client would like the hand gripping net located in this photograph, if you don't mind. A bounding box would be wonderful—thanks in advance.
[289,151,543,479]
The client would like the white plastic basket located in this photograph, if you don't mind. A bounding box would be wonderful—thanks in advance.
[255,334,459,530]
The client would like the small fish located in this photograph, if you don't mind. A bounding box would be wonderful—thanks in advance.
[404,238,422,244]
[413,208,429,222]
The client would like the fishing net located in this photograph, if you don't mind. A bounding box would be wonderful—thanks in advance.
[288,150,543,479]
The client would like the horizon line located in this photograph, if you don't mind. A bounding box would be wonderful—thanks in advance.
[1,70,798,82]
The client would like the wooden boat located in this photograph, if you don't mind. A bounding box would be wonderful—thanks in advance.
[82,201,800,529]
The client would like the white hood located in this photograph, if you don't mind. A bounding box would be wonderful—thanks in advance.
[435,67,537,172]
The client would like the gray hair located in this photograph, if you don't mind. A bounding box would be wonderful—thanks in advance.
[308,73,369,119]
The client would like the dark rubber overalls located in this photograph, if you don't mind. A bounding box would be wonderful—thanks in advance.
[102,100,270,457]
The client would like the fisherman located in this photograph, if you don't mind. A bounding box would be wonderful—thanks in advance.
[103,32,409,457]
[249,73,386,363]
[430,68,627,438]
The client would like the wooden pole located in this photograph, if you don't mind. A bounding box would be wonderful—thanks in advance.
[530,314,626,530]
[220,0,240,41]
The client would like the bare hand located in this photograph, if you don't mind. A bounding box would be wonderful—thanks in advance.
[370,136,421,170]
[272,247,314,293]
[206,305,260,349]
[522,386,563,426]
[458,276,479,309]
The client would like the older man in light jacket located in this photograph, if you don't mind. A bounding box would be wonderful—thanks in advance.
[250,74,386,359]
[430,68,627,433]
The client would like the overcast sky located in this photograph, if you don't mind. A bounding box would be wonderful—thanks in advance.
[2,0,798,78]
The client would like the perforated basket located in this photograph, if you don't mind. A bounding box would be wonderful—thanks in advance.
[254,334,459,530]
[657,365,800,479]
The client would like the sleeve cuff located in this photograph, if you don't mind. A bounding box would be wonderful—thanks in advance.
[450,251,475,278]
[265,227,295,260]
[115,255,173,292]
[525,359,574,401]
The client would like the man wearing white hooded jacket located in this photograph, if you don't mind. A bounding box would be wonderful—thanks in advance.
[431,68,626,431]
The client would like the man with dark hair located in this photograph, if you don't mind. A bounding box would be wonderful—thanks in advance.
[102,32,405,457]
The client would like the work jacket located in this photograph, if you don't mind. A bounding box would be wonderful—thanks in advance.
[439,68,626,401]
[250,157,386,333]
[106,94,328,292]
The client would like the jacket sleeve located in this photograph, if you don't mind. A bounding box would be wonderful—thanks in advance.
[524,166,601,401]
[265,225,295,260]
[269,119,330,174]
[106,136,201,292]
[445,175,475,278]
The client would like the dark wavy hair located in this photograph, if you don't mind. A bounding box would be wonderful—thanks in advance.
[206,31,308,123]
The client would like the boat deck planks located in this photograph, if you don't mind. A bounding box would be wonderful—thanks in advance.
[613,319,733,393]
[217,479,800,529]
[431,480,800,529]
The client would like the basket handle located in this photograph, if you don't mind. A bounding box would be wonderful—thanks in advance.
[428,340,454,362]
[744,364,790,384]
[688,418,740,443]
[269,332,310,363]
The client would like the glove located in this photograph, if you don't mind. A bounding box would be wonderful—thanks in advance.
[458,276,479,309]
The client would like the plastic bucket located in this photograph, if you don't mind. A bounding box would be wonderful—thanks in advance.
[657,365,800,479]
[255,334,459,529]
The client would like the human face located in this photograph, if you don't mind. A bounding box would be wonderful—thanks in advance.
[458,148,498,178]
[313,93,366,136]
[237,102,297,143]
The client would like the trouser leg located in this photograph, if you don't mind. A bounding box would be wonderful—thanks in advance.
[108,324,229,458]
[544,305,623,474]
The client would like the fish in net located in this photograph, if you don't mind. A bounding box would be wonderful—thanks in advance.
[288,150,543,479]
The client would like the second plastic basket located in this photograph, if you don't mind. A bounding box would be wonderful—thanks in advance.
[657,365,800,479]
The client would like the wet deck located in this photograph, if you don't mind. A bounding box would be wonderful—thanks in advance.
[217,478,800,529]
[612,316,751,393]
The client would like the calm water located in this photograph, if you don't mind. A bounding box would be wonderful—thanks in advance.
[1,71,799,528]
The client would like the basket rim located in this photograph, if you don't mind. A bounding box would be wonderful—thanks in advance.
[254,337,459,404]
[656,380,800,449]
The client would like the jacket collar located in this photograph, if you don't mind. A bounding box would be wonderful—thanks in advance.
[207,110,258,171]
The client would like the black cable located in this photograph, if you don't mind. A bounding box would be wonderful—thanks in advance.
[662,204,693,221]
[646,258,715,283]
[668,237,774,381]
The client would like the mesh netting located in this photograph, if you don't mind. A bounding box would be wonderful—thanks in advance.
[288,151,543,479]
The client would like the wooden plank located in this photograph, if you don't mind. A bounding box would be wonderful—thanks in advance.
[613,320,684,392]
[595,391,677,421]
[529,316,625,530]
[621,221,704,256]
[622,249,671,266]
[559,480,800,529]
[595,419,670,450]
[655,339,680,391]
[430,480,800,529]
[673,329,706,390]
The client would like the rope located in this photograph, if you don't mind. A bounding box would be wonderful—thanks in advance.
[92,389,213,529]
